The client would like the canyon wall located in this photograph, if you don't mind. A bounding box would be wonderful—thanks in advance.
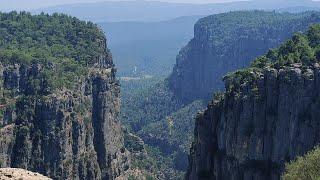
[169,11,320,103]
[186,24,320,180]
[0,12,130,180]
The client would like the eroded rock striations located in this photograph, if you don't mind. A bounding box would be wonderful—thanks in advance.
[0,12,129,180]
[186,25,320,180]
[169,11,320,103]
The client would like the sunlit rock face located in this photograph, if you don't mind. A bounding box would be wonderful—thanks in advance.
[0,12,130,180]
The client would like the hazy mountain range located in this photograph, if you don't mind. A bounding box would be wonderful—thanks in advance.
[33,0,320,22]
[31,0,320,76]
[99,16,201,76]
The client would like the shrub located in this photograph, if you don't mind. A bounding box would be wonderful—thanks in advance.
[282,146,320,180]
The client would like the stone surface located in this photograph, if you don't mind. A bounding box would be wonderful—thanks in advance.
[186,64,320,180]
[0,40,130,180]
[0,168,51,180]
[168,11,320,103]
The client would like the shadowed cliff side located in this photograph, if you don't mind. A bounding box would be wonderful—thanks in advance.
[169,11,320,104]
[186,24,320,180]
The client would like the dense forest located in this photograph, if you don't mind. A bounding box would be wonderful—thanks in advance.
[0,11,108,91]
[0,11,111,127]
[121,79,201,179]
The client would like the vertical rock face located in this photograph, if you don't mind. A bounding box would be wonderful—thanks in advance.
[186,24,320,179]
[0,13,130,180]
[187,65,320,180]
[0,52,130,180]
[168,11,320,103]
[91,68,130,179]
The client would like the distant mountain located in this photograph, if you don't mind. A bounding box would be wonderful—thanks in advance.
[99,16,202,76]
[169,11,320,103]
[32,0,320,77]
[34,0,320,22]
[33,1,240,22]
[279,6,320,13]
[186,18,320,180]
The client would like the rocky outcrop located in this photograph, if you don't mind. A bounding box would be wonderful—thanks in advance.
[0,125,14,168]
[186,63,320,180]
[0,168,51,180]
[0,43,130,180]
[169,11,320,103]
[0,12,132,180]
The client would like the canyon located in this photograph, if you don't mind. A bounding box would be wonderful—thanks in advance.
[0,8,320,180]
[186,24,320,180]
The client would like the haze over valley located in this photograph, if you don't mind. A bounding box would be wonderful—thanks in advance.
[0,0,320,179]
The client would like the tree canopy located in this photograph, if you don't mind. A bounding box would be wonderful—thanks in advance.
[0,11,107,90]
[282,147,320,180]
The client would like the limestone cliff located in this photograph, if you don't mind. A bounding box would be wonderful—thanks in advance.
[0,168,51,180]
[0,51,130,180]
[0,12,130,180]
[169,11,320,103]
[186,25,320,180]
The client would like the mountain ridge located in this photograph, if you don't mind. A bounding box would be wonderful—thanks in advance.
[168,10,320,103]
[32,0,320,22]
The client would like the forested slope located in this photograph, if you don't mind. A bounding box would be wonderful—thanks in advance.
[122,11,320,179]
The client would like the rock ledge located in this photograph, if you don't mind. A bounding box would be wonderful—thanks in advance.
[0,168,51,180]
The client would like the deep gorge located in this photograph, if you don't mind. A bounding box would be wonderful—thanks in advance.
[1,7,320,180]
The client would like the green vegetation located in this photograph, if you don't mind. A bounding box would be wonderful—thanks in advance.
[256,24,320,67]
[282,146,320,180]
[119,12,320,179]
[168,11,320,104]
[121,78,185,178]
[223,68,262,94]
[124,133,144,153]
[120,13,320,180]
[121,79,183,132]
[139,100,204,154]
[198,11,320,50]
[0,11,110,172]
[224,24,320,91]
[121,77,205,179]
[0,11,106,90]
